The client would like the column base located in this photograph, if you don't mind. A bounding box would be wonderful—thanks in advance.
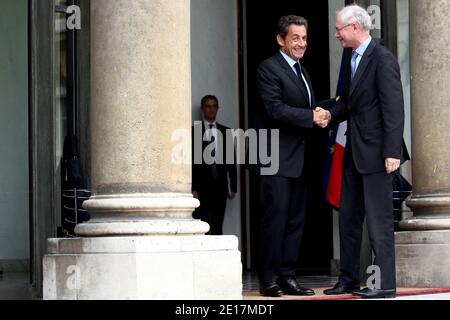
[43,235,242,300]
[403,194,450,230]
[76,193,207,236]
[75,219,210,237]
[399,217,450,231]
[395,230,450,288]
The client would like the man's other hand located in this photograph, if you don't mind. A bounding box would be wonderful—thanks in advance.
[385,158,401,174]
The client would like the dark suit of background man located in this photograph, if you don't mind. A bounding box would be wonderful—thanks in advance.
[254,15,335,297]
[321,5,407,299]
[192,95,237,236]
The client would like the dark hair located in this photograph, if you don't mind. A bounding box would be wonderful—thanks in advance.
[278,15,309,38]
[201,95,219,108]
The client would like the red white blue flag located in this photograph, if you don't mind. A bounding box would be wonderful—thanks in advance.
[322,50,349,209]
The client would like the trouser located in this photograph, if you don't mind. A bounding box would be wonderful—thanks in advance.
[194,186,228,235]
[338,149,396,290]
[258,174,307,283]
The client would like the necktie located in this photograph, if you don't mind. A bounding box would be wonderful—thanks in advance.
[293,62,302,79]
[294,62,311,108]
[208,124,219,180]
[209,124,216,156]
[351,51,359,80]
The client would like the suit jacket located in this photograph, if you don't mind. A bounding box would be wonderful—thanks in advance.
[254,51,334,178]
[192,121,238,195]
[329,40,407,174]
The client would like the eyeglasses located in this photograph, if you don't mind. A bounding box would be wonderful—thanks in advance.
[335,23,353,33]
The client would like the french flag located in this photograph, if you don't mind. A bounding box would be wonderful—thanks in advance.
[322,50,349,209]
[326,121,347,208]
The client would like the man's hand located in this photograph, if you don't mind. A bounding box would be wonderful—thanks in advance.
[313,107,331,128]
[228,192,236,200]
[385,158,401,174]
[192,191,199,199]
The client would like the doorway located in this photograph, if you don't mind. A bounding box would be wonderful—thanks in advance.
[243,0,334,275]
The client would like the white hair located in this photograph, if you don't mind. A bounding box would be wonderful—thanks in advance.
[337,4,372,31]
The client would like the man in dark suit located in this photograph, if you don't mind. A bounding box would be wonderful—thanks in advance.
[192,95,237,236]
[254,15,335,297]
[320,5,407,299]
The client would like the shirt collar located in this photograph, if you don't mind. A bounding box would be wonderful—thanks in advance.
[204,120,217,128]
[355,35,372,57]
[279,50,299,68]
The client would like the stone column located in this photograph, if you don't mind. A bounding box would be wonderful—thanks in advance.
[75,0,205,237]
[43,0,242,299]
[395,0,450,287]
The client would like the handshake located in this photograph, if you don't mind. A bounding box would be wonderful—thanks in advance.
[313,107,331,128]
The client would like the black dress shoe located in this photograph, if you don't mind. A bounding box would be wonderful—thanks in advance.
[277,277,315,296]
[323,282,360,295]
[259,282,283,297]
[352,288,396,299]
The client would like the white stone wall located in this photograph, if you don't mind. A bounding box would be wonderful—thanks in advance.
[191,0,241,243]
[0,0,29,263]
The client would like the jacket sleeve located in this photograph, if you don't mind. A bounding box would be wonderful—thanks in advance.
[316,98,337,110]
[224,127,238,193]
[327,100,348,126]
[227,162,238,193]
[256,63,314,128]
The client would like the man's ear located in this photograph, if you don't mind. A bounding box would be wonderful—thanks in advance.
[276,35,285,48]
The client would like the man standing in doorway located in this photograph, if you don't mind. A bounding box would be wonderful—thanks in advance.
[254,15,334,297]
[192,95,237,236]
[322,5,407,299]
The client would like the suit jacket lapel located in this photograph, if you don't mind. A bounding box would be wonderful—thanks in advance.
[349,39,377,97]
[275,52,310,105]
